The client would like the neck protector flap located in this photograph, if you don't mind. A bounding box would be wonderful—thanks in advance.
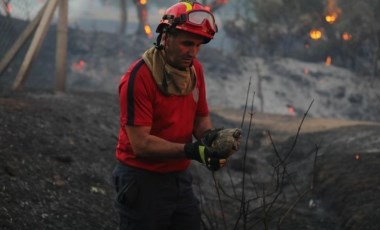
[142,47,196,96]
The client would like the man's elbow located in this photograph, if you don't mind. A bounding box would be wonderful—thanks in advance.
[130,143,148,157]
[130,139,155,158]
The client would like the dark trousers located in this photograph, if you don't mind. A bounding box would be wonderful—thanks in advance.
[112,163,201,230]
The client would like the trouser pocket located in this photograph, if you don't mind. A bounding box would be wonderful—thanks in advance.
[117,176,138,206]
[112,165,142,221]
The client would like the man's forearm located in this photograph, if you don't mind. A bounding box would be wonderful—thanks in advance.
[193,115,212,139]
[132,134,186,159]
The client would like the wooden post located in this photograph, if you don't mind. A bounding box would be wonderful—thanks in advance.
[55,0,68,92]
[0,2,47,76]
[12,0,58,90]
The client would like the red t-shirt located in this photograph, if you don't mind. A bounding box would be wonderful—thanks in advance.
[116,58,209,173]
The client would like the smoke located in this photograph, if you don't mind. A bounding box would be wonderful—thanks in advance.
[0,0,45,20]
[66,0,161,34]
[325,0,341,16]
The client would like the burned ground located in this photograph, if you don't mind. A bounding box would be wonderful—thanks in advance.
[0,90,119,229]
[1,90,379,230]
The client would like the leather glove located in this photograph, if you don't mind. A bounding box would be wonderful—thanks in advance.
[184,139,226,171]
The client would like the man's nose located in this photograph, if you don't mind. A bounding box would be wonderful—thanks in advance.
[188,46,198,57]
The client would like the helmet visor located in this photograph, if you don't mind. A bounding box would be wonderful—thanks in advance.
[187,10,217,33]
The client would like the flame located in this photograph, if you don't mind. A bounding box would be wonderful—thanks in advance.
[287,105,296,116]
[325,56,332,66]
[325,14,337,24]
[309,29,322,40]
[6,3,12,14]
[144,24,153,38]
[139,0,147,5]
[325,0,341,24]
[72,60,86,72]
[342,32,352,41]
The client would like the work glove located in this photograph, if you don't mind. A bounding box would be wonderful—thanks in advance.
[184,128,242,171]
[184,139,227,171]
[207,128,242,157]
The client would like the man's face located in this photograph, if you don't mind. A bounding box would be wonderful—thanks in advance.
[164,30,205,70]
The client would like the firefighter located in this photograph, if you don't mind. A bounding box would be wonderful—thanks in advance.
[112,1,235,229]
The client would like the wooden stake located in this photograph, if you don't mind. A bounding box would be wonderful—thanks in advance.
[55,0,68,92]
[0,2,47,76]
[12,0,58,90]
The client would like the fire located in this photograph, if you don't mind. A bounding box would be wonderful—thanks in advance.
[342,32,352,41]
[287,105,296,116]
[72,60,86,72]
[309,29,322,40]
[325,0,341,24]
[325,14,337,24]
[325,56,332,66]
[139,0,147,5]
[144,24,153,38]
[6,2,12,14]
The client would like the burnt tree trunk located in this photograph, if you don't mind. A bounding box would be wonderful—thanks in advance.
[372,31,380,77]
[118,0,127,34]
[134,0,147,36]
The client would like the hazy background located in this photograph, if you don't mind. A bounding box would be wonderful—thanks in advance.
[1,0,379,121]
[1,1,380,229]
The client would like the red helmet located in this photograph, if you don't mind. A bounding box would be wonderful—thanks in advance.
[156,1,218,43]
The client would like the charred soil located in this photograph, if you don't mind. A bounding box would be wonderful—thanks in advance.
[1,90,380,230]
[0,90,119,229]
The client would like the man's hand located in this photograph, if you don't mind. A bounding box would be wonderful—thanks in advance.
[184,128,242,171]
[184,140,226,171]
[207,128,242,157]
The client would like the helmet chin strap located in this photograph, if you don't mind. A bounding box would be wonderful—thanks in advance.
[154,33,164,50]
[155,34,168,68]
[154,25,177,50]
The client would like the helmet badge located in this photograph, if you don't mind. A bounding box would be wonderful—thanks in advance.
[181,2,193,12]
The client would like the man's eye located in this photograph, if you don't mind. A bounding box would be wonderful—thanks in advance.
[182,42,193,46]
